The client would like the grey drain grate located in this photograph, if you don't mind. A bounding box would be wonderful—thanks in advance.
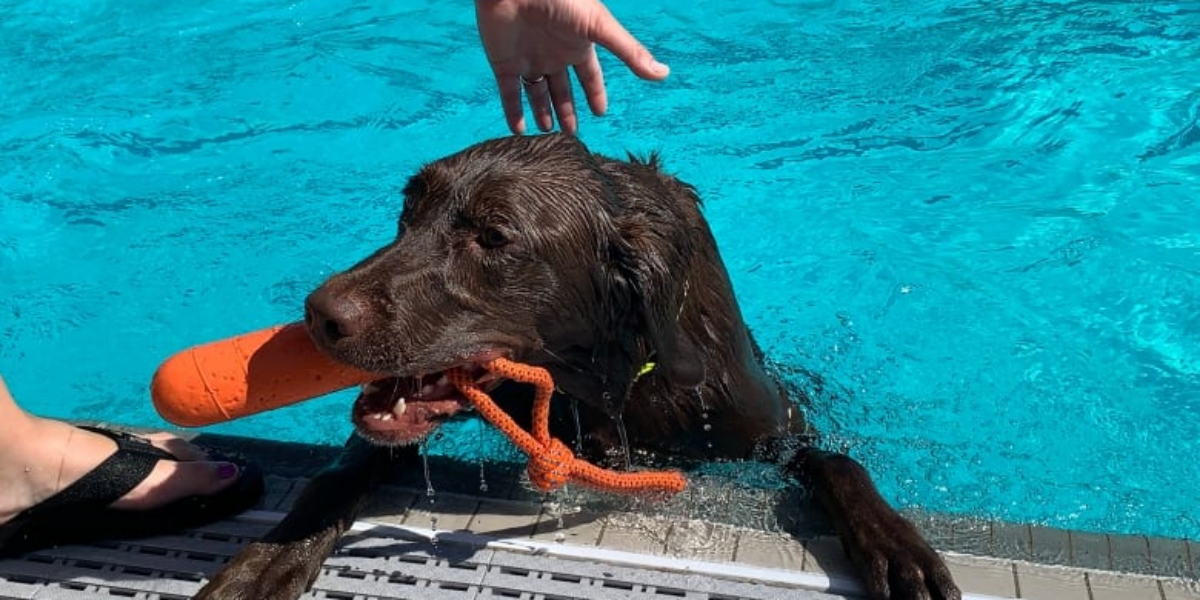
[0,516,845,600]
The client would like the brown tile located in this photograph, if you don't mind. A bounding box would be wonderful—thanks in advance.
[358,488,418,526]
[530,507,605,546]
[992,522,1034,561]
[802,535,855,580]
[1148,536,1193,579]
[733,530,807,571]
[1185,539,1197,580]
[402,493,479,532]
[950,518,995,556]
[1029,525,1071,566]
[467,499,541,539]
[460,459,527,500]
[596,513,670,555]
[1069,530,1111,571]
[1109,533,1152,574]
[942,554,1017,599]
[1086,571,1164,600]
[663,520,739,563]
[1161,578,1200,600]
[272,477,310,513]
[260,475,301,511]
[909,513,954,549]
[1014,563,1088,600]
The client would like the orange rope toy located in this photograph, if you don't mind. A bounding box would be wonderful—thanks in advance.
[448,358,687,496]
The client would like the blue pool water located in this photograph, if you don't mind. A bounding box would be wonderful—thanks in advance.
[1,0,1197,541]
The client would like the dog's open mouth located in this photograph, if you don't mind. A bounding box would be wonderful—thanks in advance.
[352,351,506,446]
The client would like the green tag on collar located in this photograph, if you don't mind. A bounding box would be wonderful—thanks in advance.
[634,360,657,381]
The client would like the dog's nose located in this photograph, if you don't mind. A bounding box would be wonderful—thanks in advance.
[304,287,368,345]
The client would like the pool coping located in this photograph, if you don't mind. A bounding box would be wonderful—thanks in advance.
[204,430,1200,597]
[194,431,1198,574]
[5,426,1195,600]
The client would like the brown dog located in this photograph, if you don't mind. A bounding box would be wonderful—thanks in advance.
[197,134,960,600]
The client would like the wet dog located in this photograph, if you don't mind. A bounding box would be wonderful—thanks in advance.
[197,134,960,600]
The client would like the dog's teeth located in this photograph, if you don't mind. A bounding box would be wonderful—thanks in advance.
[437,374,449,386]
[361,381,380,394]
[392,398,407,417]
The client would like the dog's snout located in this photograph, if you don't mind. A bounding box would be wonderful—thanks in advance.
[305,287,368,345]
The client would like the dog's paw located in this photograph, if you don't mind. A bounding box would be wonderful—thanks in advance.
[841,511,961,600]
[195,540,323,600]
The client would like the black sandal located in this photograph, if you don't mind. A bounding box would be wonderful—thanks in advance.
[0,426,264,557]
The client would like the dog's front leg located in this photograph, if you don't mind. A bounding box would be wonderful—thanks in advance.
[788,448,960,600]
[195,436,413,600]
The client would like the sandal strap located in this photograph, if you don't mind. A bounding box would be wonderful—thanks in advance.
[78,425,174,459]
[22,428,172,516]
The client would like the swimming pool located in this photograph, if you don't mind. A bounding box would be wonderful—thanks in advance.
[1,0,1197,543]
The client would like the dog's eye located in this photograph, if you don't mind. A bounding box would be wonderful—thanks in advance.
[477,227,508,249]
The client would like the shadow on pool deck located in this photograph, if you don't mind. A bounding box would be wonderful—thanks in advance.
[0,428,1196,600]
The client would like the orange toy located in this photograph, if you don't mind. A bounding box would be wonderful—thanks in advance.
[152,325,687,496]
[150,323,378,427]
[448,358,688,495]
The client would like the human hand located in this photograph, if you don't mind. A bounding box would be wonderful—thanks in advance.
[475,0,669,135]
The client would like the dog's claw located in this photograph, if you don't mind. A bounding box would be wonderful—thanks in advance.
[846,515,961,600]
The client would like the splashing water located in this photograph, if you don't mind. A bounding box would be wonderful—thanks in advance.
[612,414,633,471]
[420,441,435,501]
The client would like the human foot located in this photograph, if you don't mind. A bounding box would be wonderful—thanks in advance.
[0,419,263,557]
[0,417,247,526]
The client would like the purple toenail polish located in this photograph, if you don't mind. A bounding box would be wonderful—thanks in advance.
[218,463,238,479]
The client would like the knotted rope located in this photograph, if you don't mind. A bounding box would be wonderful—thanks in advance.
[447,357,687,495]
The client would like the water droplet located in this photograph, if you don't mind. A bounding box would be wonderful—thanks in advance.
[554,532,566,543]
[570,398,584,453]
[421,441,436,499]
[613,414,633,470]
[703,423,712,431]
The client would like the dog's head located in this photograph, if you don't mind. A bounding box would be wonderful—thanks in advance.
[306,134,706,445]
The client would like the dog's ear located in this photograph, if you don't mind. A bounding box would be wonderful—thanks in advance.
[607,165,706,390]
[619,223,705,389]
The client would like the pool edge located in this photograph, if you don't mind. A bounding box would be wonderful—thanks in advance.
[11,425,1191,600]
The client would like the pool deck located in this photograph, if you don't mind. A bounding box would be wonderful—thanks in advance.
[1,431,1197,600]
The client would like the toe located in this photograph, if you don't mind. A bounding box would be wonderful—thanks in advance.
[139,432,210,462]
[110,458,241,511]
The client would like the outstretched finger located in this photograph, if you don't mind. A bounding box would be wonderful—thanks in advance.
[588,6,669,81]
[572,50,608,117]
[547,71,579,134]
[522,74,554,132]
[496,72,527,135]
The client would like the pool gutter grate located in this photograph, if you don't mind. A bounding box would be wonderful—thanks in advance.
[0,511,847,600]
